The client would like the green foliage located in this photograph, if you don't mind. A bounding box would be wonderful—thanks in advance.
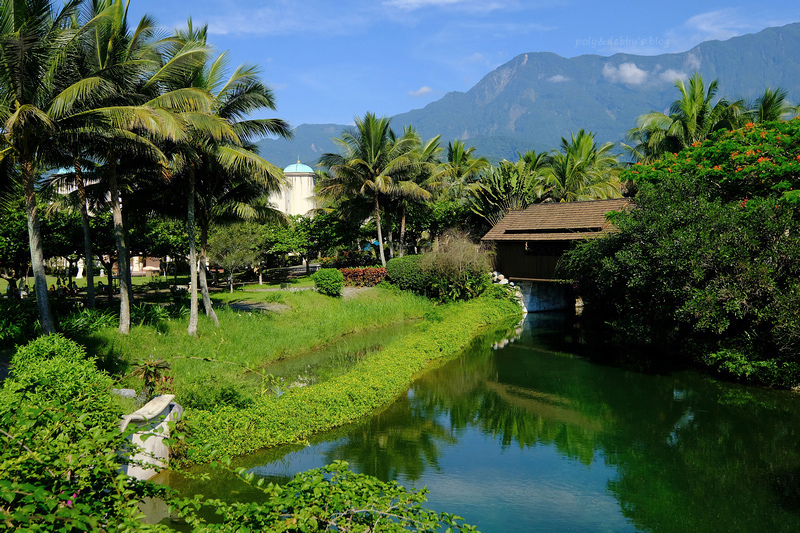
[181,374,254,410]
[1,335,118,432]
[566,120,800,387]
[385,254,429,293]
[420,232,492,302]
[319,250,378,268]
[311,268,345,297]
[184,297,521,461]
[481,283,520,302]
[0,299,40,346]
[191,461,476,532]
[58,307,118,336]
[339,267,386,287]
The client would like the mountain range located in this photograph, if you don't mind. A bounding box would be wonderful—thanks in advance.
[256,22,800,167]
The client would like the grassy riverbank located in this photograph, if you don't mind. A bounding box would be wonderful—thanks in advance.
[78,285,522,462]
[182,296,522,462]
[83,287,433,404]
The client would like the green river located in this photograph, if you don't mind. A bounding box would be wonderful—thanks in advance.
[157,312,800,531]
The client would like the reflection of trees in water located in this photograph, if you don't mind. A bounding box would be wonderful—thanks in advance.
[322,395,455,481]
[323,313,800,531]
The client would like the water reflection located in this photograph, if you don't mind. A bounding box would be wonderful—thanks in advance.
[167,313,800,532]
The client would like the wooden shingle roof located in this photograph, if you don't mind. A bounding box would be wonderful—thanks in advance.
[481,198,632,242]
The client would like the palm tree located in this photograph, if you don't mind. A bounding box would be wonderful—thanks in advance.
[438,140,489,203]
[80,4,218,334]
[469,156,542,227]
[318,113,417,266]
[749,87,790,123]
[626,72,744,162]
[537,130,622,202]
[392,128,439,257]
[163,22,290,335]
[0,0,97,333]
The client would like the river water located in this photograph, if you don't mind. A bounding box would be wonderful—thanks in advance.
[160,313,800,532]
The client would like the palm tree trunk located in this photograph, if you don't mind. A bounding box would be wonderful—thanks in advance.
[386,210,394,259]
[399,204,407,258]
[23,161,54,334]
[187,166,199,336]
[75,161,95,309]
[198,224,219,327]
[374,192,386,266]
[109,159,132,334]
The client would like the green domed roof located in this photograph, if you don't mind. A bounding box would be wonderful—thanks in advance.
[284,161,314,173]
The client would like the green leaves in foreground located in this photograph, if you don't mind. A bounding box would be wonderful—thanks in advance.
[183,461,476,532]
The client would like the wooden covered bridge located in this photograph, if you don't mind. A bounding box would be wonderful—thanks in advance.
[482,198,631,311]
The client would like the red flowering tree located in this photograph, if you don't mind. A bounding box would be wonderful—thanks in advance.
[564,119,800,387]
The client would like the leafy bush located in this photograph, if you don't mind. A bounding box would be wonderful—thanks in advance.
[385,255,429,293]
[482,283,520,302]
[339,267,386,287]
[319,250,377,268]
[1,335,118,430]
[59,307,117,336]
[311,268,345,297]
[565,120,800,387]
[130,302,170,326]
[0,298,40,346]
[181,374,253,410]
[420,231,492,302]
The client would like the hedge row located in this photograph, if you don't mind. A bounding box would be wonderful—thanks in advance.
[184,297,521,461]
[339,267,386,287]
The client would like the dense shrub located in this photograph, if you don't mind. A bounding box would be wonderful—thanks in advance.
[564,120,800,387]
[181,374,253,410]
[339,267,386,287]
[420,231,492,302]
[385,255,429,293]
[312,268,345,296]
[59,307,117,336]
[1,335,118,428]
[0,298,40,346]
[319,250,377,268]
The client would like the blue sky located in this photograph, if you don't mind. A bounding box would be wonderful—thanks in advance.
[127,0,800,128]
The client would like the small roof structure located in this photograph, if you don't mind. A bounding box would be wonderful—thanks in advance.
[284,161,314,174]
[482,198,632,242]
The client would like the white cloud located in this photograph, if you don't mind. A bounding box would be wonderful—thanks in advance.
[602,62,648,86]
[659,69,687,83]
[685,52,701,71]
[685,9,748,41]
[408,86,433,97]
[547,74,570,83]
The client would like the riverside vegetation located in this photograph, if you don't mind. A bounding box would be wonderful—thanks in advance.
[1,269,521,529]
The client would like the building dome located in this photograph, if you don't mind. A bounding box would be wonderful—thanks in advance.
[284,161,314,174]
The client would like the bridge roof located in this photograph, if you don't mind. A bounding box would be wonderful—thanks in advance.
[482,198,632,242]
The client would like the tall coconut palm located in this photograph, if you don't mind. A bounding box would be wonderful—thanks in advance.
[626,72,744,162]
[0,0,99,333]
[437,140,489,203]
[392,128,439,257]
[749,87,790,123]
[318,113,417,266]
[162,23,290,335]
[538,130,622,202]
[79,3,219,334]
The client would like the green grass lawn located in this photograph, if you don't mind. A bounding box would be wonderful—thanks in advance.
[79,286,433,409]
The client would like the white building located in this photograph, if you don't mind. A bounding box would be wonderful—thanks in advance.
[270,161,316,217]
